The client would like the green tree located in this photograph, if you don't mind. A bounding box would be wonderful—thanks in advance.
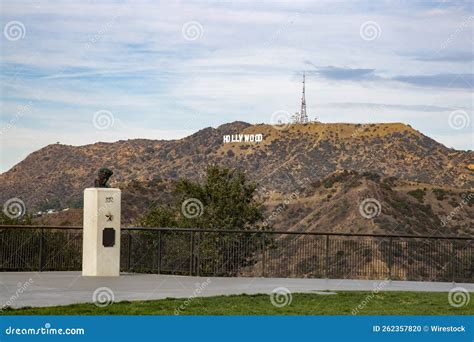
[139,206,177,228]
[37,197,61,211]
[138,166,269,276]
[140,166,264,230]
[0,212,32,225]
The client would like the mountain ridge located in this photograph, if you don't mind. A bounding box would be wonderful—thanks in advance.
[1,121,472,216]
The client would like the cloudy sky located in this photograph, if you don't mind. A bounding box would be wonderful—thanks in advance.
[1,0,472,172]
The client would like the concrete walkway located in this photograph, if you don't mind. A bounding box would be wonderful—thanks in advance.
[0,272,473,308]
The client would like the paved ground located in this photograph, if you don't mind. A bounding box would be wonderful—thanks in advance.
[1,272,473,308]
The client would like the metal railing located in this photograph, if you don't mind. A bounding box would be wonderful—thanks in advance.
[0,225,472,282]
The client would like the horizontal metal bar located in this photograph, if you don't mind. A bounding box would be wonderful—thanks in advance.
[0,225,472,241]
[0,225,83,230]
[122,227,474,240]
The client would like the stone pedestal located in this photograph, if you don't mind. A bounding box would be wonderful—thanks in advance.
[82,188,121,276]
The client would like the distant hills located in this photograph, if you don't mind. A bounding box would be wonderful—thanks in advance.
[1,121,472,235]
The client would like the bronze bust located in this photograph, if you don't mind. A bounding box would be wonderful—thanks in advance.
[94,168,113,188]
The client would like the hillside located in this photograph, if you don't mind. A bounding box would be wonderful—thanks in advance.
[32,170,473,238]
[262,170,473,237]
[1,121,473,234]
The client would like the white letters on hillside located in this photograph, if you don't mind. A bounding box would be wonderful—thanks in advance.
[223,134,264,144]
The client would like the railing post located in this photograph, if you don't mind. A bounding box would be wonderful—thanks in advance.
[451,240,456,282]
[39,228,45,272]
[325,235,330,278]
[407,240,412,280]
[388,237,393,280]
[157,230,162,274]
[196,232,200,277]
[261,233,266,277]
[127,230,132,272]
[190,231,195,276]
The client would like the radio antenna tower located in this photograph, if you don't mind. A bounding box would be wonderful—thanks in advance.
[299,72,308,123]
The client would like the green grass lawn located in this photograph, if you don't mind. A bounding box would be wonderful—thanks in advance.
[2,291,473,315]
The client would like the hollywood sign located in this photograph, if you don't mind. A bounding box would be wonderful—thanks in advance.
[223,134,264,144]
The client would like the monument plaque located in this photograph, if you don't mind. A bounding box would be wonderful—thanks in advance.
[82,168,121,276]
[102,228,116,247]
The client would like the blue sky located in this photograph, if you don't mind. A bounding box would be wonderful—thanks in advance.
[0,0,473,172]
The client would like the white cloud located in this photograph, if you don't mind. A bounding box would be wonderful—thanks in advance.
[0,0,472,172]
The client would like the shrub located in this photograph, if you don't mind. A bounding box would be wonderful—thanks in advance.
[407,189,425,203]
[432,188,447,201]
